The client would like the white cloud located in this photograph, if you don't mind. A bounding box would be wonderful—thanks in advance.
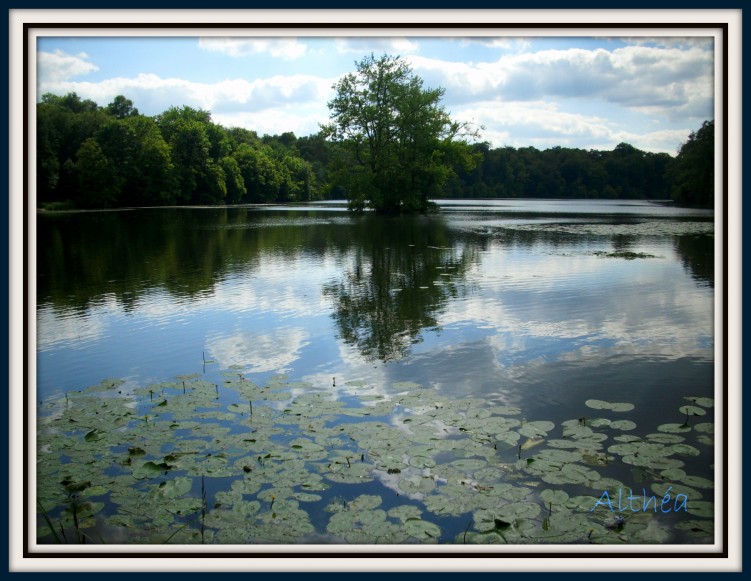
[409,44,713,124]
[213,107,329,139]
[458,37,532,52]
[334,37,419,56]
[40,71,337,124]
[453,100,695,153]
[198,37,308,60]
[37,49,98,84]
[620,36,714,50]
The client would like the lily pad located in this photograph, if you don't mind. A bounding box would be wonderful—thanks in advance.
[684,396,714,408]
[609,420,637,431]
[540,489,569,505]
[450,458,488,472]
[518,421,555,438]
[133,461,171,479]
[403,518,441,540]
[408,455,437,469]
[657,423,692,434]
[585,400,634,412]
[686,500,714,518]
[678,405,707,417]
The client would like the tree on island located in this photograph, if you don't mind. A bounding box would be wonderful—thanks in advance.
[322,54,481,214]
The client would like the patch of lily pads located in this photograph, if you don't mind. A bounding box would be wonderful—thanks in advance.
[36,376,715,545]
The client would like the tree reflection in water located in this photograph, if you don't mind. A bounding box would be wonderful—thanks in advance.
[324,213,477,362]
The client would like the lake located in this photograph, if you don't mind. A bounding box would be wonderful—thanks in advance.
[35,199,717,546]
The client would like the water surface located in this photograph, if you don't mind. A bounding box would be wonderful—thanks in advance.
[35,199,716,545]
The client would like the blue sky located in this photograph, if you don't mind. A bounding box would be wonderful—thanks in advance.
[36,34,715,155]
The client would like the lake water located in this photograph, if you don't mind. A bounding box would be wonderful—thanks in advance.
[35,199,717,546]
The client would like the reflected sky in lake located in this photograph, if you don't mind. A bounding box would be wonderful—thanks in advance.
[36,200,715,426]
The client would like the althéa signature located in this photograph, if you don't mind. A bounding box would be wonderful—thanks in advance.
[590,487,688,513]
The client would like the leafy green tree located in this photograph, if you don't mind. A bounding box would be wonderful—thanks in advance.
[36,93,110,204]
[96,116,177,206]
[219,156,247,204]
[75,138,122,207]
[232,143,282,203]
[279,155,317,202]
[106,95,139,119]
[669,120,714,208]
[156,107,227,204]
[323,54,480,213]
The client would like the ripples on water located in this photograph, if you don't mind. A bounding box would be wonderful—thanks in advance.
[34,199,717,545]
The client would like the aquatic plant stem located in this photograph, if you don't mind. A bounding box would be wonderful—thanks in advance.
[37,501,63,544]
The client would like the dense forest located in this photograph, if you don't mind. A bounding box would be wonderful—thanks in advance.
[36,91,715,211]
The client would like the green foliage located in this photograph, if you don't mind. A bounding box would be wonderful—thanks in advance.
[75,138,122,208]
[453,142,674,200]
[37,372,714,544]
[96,116,177,206]
[35,90,713,211]
[106,95,139,119]
[669,120,714,208]
[323,54,481,214]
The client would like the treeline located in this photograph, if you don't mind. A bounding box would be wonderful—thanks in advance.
[37,93,321,209]
[447,121,713,207]
[37,92,714,210]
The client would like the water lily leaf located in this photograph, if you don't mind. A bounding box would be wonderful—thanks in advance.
[564,495,601,512]
[63,479,92,493]
[676,519,714,537]
[678,405,706,417]
[393,381,422,391]
[659,468,686,481]
[680,475,714,489]
[84,428,105,442]
[609,420,636,431]
[387,505,423,523]
[450,458,487,472]
[408,455,436,469]
[646,433,684,444]
[155,476,192,498]
[133,461,171,479]
[585,400,634,412]
[462,530,507,544]
[288,438,326,453]
[584,399,611,410]
[495,431,521,449]
[65,501,105,518]
[613,435,642,443]
[630,455,686,470]
[496,501,541,521]
[686,500,714,518]
[486,405,522,416]
[581,452,609,466]
[670,443,701,457]
[518,421,555,438]
[561,423,595,439]
[540,489,569,505]
[684,396,714,408]
[657,423,692,434]
[348,494,383,511]
[693,423,714,434]
[404,518,441,540]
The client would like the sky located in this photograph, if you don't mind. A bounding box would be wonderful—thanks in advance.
[36,33,715,155]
